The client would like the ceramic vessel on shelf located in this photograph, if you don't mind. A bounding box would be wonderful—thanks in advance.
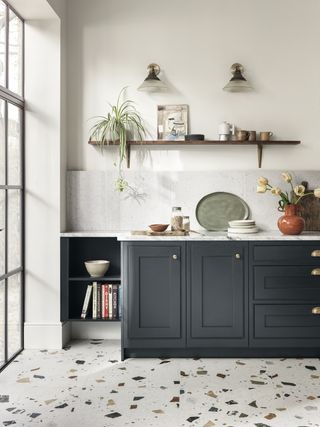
[85,260,110,277]
[277,204,305,235]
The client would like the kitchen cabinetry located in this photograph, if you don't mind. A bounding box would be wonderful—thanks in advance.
[188,242,247,347]
[122,243,186,352]
[249,242,320,348]
[122,240,320,359]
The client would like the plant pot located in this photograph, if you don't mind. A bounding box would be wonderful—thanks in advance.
[277,204,305,235]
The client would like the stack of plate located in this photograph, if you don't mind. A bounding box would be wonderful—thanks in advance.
[228,219,258,234]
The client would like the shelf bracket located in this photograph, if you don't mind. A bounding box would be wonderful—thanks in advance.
[126,143,131,168]
[257,143,263,168]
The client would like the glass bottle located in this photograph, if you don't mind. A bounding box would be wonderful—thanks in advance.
[171,207,183,231]
[182,216,190,231]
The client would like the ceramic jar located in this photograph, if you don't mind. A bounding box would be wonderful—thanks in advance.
[277,204,305,235]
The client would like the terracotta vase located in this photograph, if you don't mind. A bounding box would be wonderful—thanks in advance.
[277,204,305,235]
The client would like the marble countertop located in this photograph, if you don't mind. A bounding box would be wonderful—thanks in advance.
[60,230,320,241]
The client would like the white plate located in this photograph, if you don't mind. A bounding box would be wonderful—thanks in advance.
[229,224,256,229]
[227,227,259,234]
[229,219,255,227]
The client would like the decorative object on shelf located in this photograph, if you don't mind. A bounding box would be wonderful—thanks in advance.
[84,260,110,277]
[223,63,253,92]
[248,131,256,141]
[298,182,320,231]
[149,224,169,232]
[235,129,249,141]
[185,134,204,141]
[157,104,189,141]
[256,172,320,235]
[89,87,146,191]
[138,63,167,92]
[260,131,273,141]
[171,206,183,231]
[196,192,250,231]
[218,121,232,141]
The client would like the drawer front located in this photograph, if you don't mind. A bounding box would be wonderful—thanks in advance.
[254,304,320,340]
[253,266,320,300]
[252,243,320,265]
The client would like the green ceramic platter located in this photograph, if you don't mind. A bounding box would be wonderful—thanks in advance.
[196,192,250,231]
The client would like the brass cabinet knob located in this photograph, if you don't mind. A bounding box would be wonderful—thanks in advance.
[312,307,320,314]
[311,268,320,276]
[235,253,241,259]
[172,254,178,260]
[311,250,320,257]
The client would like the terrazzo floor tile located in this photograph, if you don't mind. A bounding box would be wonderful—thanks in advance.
[0,340,320,426]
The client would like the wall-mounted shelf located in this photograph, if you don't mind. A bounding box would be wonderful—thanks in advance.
[88,140,301,168]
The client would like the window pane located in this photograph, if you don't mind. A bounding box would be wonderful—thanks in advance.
[8,10,23,95]
[0,190,5,277]
[8,104,21,185]
[0,2,6,88]
[8,189,21,271]
[8,273,21,358]
[0,280,4,367]
[0,99,4,185]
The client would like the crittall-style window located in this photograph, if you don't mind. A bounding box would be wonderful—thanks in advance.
[0,0,24,371]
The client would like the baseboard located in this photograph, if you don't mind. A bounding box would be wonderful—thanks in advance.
[71,321,121,340]
[24,321,71,349]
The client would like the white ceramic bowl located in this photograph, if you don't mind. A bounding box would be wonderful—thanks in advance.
[84,260,110,277]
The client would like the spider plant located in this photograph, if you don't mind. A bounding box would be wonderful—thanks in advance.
[89,87,146,191]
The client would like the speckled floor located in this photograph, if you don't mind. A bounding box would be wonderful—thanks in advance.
[1,340,320,426]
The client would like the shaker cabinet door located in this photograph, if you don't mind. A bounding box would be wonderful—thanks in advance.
[188,242,248,347]
[123,243,185,348]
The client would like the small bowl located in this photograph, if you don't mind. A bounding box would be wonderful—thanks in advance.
[85,260,110,277]
[149,224,169,232]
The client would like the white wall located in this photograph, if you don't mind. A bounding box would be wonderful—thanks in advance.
[10,0,68,348]
[66,0,320,172]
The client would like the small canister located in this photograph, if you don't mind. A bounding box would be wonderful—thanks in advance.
[171,207,183,231]
[182,216,190,231]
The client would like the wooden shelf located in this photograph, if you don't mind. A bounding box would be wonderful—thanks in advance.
[69,276,121,282]
[88,139,301,168]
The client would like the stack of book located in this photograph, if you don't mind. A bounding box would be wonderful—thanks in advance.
[80,282,122,320]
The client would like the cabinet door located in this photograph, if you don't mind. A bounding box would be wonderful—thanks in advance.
[188,242,247,347]
[124,243,185,348]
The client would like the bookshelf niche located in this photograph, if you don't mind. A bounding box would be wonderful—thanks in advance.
[61,237,121,322]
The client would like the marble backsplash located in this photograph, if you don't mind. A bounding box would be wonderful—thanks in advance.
[66,170,320,232]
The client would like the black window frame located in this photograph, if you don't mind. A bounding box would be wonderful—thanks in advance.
[0,0,24,372]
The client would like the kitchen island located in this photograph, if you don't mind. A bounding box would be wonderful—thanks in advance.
[60,231,320,359]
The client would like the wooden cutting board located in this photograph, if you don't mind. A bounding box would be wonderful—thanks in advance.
[298,181,320,231]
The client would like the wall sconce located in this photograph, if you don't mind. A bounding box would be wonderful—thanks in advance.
[138,63,167,92]
[223,63,252,92]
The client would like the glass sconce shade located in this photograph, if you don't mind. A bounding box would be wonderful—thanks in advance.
[223,63,253,92]
[138,63,167,92]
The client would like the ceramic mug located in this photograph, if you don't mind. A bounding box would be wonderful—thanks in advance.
[248,131,256,141]
[260,131,273,141]
[236,130,249,141]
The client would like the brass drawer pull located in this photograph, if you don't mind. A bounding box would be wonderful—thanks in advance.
[312,307,320,315]
[311,268,320,276]
[311,250,320,257]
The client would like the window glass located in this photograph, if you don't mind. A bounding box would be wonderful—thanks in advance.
[8,9,23,95]
[0,2,6,88]
[8,104,21,185]
[7,273,21,359]
[8,189,21,271]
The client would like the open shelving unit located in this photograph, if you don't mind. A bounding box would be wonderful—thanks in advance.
[61,237,121,322]
[88,139,301,168]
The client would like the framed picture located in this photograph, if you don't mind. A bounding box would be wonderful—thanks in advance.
[157,104,189,141]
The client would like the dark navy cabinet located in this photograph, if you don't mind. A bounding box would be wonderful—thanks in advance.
[121,240,320,359]
[188,242,247,347]
[122,242,186,354]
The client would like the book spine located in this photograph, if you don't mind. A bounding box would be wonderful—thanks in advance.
[118,285,122,320]
[108,284,113,320]
[92,282,97,319]
[112,285,118,319]
[101,284,105,318]
[105,285,109,319]
[81,284,93,319]
[97,283,101,319]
